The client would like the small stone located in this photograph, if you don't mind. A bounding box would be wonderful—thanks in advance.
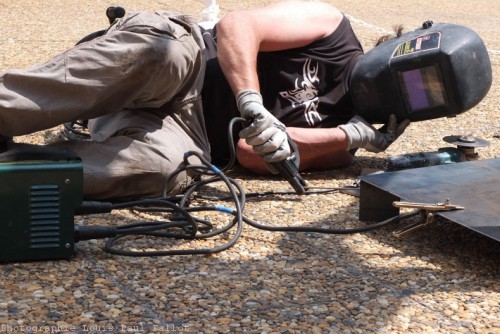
[106,294,120,301]
[47,312,62,320]
[53,287,65,294]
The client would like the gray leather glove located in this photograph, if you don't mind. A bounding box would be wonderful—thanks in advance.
[236,89,291,162]
[339,114,410,153]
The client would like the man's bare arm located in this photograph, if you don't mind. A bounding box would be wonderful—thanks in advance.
[216,0,344,94]
[236,127,353,174]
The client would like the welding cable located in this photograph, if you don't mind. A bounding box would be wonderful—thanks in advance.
[101,178,419,256]
[74,199,198,241]
[102,203,421,255]
[101,151,245,256]
[242,209,422,234]
[222,117,246,173]
[191,184,359,201]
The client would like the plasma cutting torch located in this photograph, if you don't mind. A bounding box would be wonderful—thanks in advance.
[228,117,308,195]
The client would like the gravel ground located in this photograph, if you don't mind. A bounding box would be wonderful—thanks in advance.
[0,1,498,333]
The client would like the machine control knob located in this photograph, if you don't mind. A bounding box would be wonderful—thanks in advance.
[422,20,434,29]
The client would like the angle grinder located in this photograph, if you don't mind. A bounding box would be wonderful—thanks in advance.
[386,134,490,171]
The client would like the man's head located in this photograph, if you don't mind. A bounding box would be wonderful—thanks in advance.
[349,21,492,124]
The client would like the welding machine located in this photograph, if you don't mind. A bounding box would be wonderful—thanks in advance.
[350,21,492,123]
[0,145,83,262]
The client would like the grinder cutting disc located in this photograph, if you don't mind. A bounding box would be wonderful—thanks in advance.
[443,135,490,147]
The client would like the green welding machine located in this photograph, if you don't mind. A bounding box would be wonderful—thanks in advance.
[0,144,83,262]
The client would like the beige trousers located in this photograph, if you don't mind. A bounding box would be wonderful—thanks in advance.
[0,11,210,200]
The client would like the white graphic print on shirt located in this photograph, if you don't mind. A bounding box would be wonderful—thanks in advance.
[279,59,321,126]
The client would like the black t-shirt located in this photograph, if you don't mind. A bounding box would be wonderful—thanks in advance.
[201,15,364,166]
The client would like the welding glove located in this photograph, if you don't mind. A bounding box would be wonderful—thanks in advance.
[339,114,410,153]
[236,89,291,162]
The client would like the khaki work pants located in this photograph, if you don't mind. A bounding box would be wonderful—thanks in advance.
[0,11,210,200]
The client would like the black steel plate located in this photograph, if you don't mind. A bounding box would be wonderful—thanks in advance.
[359,158,500,241]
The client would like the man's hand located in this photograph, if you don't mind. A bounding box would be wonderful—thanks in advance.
[339,114,410,153]
[236,89,291,162]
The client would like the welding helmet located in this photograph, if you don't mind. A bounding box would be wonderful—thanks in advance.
[349,21,492,123]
